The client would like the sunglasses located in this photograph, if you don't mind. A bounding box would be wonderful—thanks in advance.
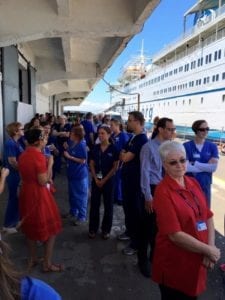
[167,158,187,166]
[165,127,176,132]
[197,127,209,132]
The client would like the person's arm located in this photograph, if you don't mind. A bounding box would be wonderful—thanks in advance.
[194,160,218,173]
[168,224,220,263]
[37,172,49,186]
[140,145,154,213]
[64,151,86,164]
[0,168,9,194]
[8,157,18,170]
[119,150,135,163]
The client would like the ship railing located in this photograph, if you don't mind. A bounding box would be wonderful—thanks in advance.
[152,5,225,63]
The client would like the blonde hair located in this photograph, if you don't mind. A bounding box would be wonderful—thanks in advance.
[0,236,21,300]
[6,122,22,137]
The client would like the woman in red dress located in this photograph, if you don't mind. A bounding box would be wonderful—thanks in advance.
[18,128,62,272]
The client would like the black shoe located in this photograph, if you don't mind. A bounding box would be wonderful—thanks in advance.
[138,260,151,278]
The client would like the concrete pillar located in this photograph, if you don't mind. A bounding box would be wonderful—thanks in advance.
[29,64,36,114]
[1,46,19,125]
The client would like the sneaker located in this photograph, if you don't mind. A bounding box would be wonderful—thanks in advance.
[122,246,137,256]
[117,232,130,241]
[74,219,87,226]
[102,232,110,240]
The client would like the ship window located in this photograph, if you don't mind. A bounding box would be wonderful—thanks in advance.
[197,58,201,67]
[207,77,210,83]
[175,101,177,106]
[201,97,204,104]
[222,95,225,102]
[189,99,191,105]
[216,74,219,81]
[222,72,225,80]
[205,55,208,64]
[183,100,185,105]
[201,58,203,66]
[161,74,164,80]
[203,78,206,84]
[214,51,218,61]
[212,75,215,82]
[208,54,212,63]
[218,49,221,59]
[179,66,183,72]
[168,102,170,106]
[165,73,168,77]
[174,68,177,74]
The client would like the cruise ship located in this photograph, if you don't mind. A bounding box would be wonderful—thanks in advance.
[109,0,225,139]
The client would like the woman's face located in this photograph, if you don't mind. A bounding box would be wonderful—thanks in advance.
[195,122,209,139]
[163,151,187,179]
[98,128,110,143]
[110,121,119,133]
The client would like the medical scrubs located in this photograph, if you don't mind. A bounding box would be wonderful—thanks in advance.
[184,140,219,207]
[89,143,119,234]
[121,133,148,248]
[21,277,61,299]
[111,131,129,203]
[3,138,24,227]
[66,140,88,221]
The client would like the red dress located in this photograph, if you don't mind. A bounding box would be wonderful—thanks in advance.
[18,147,62,241]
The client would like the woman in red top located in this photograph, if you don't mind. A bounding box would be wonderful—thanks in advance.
[18,128,62,272]
[152,141,220,299]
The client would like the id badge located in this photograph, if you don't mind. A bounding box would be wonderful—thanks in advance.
[193,153,200,159]
[196,221,207,231]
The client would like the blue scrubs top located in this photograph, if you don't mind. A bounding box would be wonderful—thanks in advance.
[67,140,88,179]
[21,277,61,300]
[90,143,119,177]
[81,120,95,146]
[111,131,129,152]
[4,138,24,171]
[183,140,219,202]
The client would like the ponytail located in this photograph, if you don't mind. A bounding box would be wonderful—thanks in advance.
[0,238,21,300]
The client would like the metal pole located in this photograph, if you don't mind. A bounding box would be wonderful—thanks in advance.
[137,93,140,111]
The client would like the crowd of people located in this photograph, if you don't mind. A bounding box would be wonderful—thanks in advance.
[0,110,222,299]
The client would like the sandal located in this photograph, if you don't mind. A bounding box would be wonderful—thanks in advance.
[43,263,64,273]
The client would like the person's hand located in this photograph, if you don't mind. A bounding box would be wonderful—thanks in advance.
[206,245,220,263]
[63,142,69,150]
[95,178,104,188]
[64,151,71,159]
[1,167,9,178]
[208,158,218,164]
[145,200,153,213]
[119,150,126,161]
[202,256,215,270]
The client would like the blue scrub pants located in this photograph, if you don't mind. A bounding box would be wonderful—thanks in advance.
[114,168,123,203]
[4,172,20,227]
[89,179,114,234]
[68,176,89,221]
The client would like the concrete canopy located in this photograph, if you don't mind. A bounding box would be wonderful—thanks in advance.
[0,0,160,105]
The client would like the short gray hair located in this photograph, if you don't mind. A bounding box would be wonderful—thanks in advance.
[159,140,186,161]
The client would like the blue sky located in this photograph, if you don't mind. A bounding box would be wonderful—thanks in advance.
[65,0,196,112]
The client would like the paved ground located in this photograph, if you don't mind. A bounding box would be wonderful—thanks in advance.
[1,161,225,300]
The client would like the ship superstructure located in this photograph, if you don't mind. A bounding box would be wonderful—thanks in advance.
[110,0,225,132]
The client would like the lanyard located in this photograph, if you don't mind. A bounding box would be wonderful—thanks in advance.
[177,190,202,218]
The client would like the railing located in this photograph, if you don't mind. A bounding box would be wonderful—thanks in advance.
[152,5,225,62]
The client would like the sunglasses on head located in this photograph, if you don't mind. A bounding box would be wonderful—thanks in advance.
[167,158,187,166]
[197,127,209,132]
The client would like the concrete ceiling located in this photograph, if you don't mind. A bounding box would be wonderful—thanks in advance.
[0,0,160,105]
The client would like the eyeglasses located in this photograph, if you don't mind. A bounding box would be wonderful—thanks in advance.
[167,158,187,166]
[165,127,176,132]
[197,127,209,132]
